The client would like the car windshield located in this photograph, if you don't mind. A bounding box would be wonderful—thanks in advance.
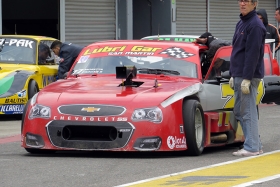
[72,56,198,78]
[0,38,36,64]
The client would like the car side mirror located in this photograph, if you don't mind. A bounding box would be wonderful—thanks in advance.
[221,71,230,79]
[63,72,68,79]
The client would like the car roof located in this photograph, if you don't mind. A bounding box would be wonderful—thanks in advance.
[142,34,200,39]
[0,35,57,41]
[141,35,200,42]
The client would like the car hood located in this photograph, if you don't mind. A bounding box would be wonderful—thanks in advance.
[38,75,202,108]
[0,64,38,75]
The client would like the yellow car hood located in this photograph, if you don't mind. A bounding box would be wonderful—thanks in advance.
[0,64,38,78]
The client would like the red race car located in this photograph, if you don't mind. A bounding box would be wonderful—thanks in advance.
[21,39,280,156]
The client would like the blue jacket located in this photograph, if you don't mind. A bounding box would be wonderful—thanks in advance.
[58,42,84,79]
[230,10,266,80]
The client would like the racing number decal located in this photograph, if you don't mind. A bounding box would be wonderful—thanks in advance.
[220,84,234,109]
[218,111,230,127]
[220,81,265,109]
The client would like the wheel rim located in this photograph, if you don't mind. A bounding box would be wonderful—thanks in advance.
[194,108,203,147]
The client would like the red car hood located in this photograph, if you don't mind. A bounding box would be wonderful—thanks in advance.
[38,75,201,107]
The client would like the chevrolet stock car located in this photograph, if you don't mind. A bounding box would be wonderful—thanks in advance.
[21,38,280,156]
[0,35,58,115]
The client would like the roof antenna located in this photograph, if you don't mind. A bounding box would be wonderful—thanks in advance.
[15,24,17,35]
[157,24,160,41]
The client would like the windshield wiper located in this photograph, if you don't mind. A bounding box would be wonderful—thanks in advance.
[138,68,180,75]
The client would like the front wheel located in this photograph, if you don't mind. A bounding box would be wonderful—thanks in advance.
[183,99,206,156]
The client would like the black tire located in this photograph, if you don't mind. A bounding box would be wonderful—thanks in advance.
[28,80,39,100]
[25,148,56,154]
[183,99,206,156]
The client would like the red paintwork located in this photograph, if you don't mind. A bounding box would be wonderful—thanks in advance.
[21,40,277,153]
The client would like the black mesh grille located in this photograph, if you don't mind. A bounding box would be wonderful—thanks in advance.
[46,120,134,150]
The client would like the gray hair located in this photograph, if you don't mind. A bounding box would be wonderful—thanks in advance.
[252,0,258,10]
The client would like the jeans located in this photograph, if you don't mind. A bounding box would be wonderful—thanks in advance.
[233,77,262,152]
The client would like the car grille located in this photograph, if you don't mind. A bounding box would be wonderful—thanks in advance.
[46,120,134,150]
[58,104,126,116]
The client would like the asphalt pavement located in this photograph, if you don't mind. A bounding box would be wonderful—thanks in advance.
[0,115,21,138]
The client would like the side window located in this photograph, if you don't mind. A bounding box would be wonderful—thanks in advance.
[205,46,232,80]
[38,41,55,65]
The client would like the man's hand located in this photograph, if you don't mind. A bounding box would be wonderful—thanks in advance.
[241,79,251,94]
[193,38,207,44]
[229,77,234,90]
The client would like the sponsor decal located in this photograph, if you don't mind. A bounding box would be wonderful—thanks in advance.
[81,107,100,112]
[124,52,155,56]
[53,116,128,122]
[84,46,126,55]
[83,45,162,56]
[17,90,27,98]
[5,98,27,104]
[0,38,34,48]
[73,68,103,74]
[167,136,175,149]
[77,55,89,63]
[0,104,24,114]
[119,129,131,132]
[167,136,186,149]
[179,125,184,134]
[160,47,194,59]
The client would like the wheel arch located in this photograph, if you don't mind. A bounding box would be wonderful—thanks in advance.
[27,79,39,100]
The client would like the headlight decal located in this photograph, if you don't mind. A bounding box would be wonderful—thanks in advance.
[161,83,202,108]
[28,104,51,119]
[131,107,163,123]
[0,71,32,98]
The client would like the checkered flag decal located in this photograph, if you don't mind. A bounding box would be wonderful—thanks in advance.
[160,47,194,58]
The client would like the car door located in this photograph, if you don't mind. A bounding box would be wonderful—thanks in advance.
[198,46,265,111]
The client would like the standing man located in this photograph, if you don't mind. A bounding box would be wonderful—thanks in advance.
[50,40,84,79]
[230,0,266,156]
[257,9,280,53]
[275,7,280,34]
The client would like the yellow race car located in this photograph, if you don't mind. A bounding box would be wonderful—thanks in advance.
[0,35,58,115]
